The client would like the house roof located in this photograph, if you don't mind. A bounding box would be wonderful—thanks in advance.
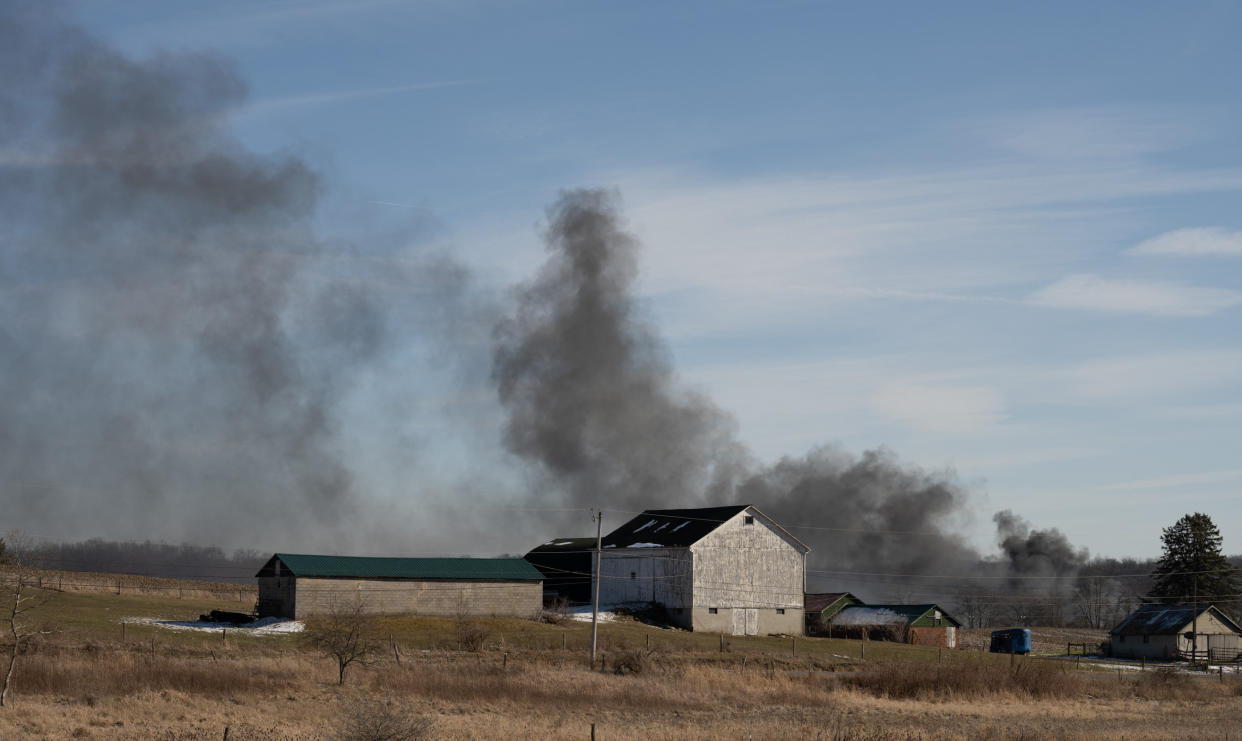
[1110,603,1242,636]
[257,553,544,581]
[831,603,962,628]
[804,592,860,613]
[601,505,809,551]
[526,537,597,555]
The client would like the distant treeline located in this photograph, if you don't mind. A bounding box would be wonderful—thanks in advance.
[948,555,1242,630]
[25,538,267,585]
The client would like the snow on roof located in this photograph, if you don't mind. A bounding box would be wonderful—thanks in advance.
[633,519,658,533]
[1110,603,1242,636]
[831,606,909,627]
[626,542,663,548]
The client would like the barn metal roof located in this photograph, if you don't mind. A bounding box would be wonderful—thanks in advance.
[804,592,860,613]
[258,553,544,581]
[1110,603,1242,636]
[526,537,597,555]
[831,603,963,628]
[601,505,809,551]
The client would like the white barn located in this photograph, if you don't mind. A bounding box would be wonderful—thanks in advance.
[597,505,809,635]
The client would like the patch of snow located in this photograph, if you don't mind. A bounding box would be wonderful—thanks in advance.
[671,521,688,532]
[552,541,575,546]
[633,519,658,533]
[832,608,906,626]
[123,616,304,635]
[603,544,616,548]
[565,605,620,623]
[627,542,663,548]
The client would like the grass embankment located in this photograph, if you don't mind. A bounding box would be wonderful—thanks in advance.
[2,581,1240,739]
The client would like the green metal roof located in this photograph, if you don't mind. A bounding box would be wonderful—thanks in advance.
[856,604,963,628]
[263,553,544,581]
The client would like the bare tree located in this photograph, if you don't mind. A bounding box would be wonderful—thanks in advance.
[303,596,382,685]
[1,532,54,708]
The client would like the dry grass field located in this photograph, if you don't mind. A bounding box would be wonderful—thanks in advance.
[2,574,1240,740]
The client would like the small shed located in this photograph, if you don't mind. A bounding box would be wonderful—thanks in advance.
[804,592,862,635]
[830,604,962,648]
[1110,603,1242,661]
[524,537,595,604]
[255,553,544,620]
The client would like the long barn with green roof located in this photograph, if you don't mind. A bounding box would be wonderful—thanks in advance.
[255,553,544,619]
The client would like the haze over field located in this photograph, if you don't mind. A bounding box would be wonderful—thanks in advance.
[3,2,1240,571]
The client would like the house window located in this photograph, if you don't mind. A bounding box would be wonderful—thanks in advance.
[1143,635,1149,644]
[709,608,718,614]
[744,515,755,525]
[1119,635,1126,643]
[776,609,785,615]
[630,572,636,580]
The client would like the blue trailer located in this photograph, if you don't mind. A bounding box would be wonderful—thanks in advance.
[989,628,1031,655]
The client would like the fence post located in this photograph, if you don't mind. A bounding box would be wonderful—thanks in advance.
[792,638,796,657]
[719,632,724,653]
[563,632,567,651]
[646,633,650,651]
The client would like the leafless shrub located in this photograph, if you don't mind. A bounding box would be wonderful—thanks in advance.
[456,621,486,652]
[611,648,650,675]
[1,531,56,708]
[302,597,383,685]
[334,695,435,741]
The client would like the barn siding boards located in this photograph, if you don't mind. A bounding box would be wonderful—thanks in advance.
[597,505,809,635]
[254,554,543,620]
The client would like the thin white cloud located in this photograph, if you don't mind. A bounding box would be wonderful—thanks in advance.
[981,107,1196,161]
[869,382,1008,435]
[1128,227,1242,257]
[1092,468,1242,492]
[1062,349,1242,401]
[1028,274,1242,316]
[236,80,472,122]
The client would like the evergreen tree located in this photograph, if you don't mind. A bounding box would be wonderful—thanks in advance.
[1149,513,1240,611]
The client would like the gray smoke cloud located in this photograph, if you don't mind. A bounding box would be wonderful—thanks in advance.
[993,510,1088,582]
[0,3,476,550]
[493,189,1086,589]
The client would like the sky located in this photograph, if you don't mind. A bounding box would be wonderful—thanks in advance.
[21,1,1242,559]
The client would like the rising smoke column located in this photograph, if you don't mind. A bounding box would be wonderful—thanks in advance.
[492,189,745,513]
[490,189,1047,588]
[0,3,464,549]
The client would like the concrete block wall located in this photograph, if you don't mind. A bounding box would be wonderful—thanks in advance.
[287,577,542,619]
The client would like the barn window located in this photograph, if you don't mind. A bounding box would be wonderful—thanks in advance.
[1119,635,1126,643]
[744,516,755,525]
[1143,635,1149,644]
[709,608,718,614]
[630,572,636,580]
[776,609,785,615]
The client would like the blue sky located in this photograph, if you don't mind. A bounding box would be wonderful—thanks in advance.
[69,1,1242,558]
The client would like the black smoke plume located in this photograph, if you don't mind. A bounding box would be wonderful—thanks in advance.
[493,189,1086,594]
[0,3,471,550]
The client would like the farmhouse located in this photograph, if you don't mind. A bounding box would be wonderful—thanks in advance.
[804,592,862,635]
[1110,603,1242,661]
[829,604,961,648]
[596,505,809,635]
[524,537,595,604]
[255,553,543,620]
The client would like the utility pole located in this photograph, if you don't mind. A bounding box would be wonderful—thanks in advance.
[591,510,603,668]
[1192,574,1199,664]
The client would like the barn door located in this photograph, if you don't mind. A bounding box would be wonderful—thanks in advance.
[745,608,758,636]
[731,609,746,636]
